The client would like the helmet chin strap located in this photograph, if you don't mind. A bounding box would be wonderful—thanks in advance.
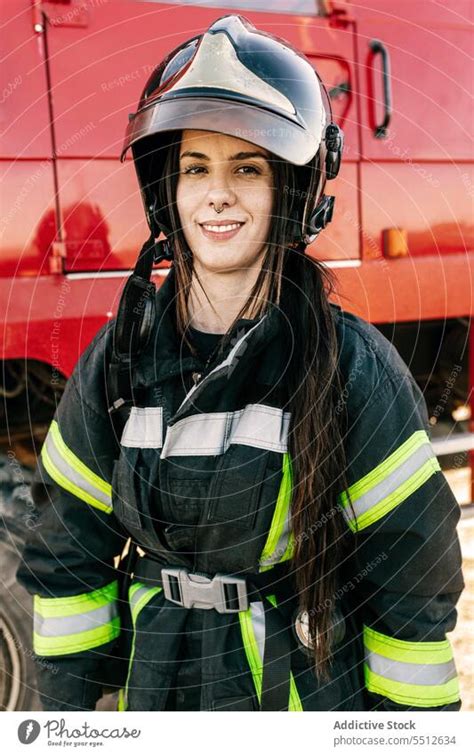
[111,210,175,378]
[132,232,172,281]
[153,236,175,265]
[144,197,176,268]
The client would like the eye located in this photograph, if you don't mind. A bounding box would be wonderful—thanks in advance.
[236,165,261,175]
[182,165,207,175]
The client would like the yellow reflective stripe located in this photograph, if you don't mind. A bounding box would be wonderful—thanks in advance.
[122,582,162,711]
[349,457,439,532]
[364,625,454,665]
[50,421,111,497]
[117,688,126,711]
[34,581,118,619]
[129,583,162,624]
[340,430,440,532]
[363,625,459,707]
[128,581,144,602]
[33,582,120,657]
[288,671,303,711]
[41,444,111,513]
[239,595,303,711]
[259,453,292,563]
[279,531,295,564]
[41,421,112,514]
[342,431,429,504]
[238,607,262,700]
[259,452,293,571]
[33,616,120,656]
[364,665,460,707]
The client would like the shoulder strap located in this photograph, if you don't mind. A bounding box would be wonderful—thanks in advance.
[107,232,174,447]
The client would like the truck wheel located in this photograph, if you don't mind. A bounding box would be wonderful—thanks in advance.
[0,455,41,710]
[0,535,42,711]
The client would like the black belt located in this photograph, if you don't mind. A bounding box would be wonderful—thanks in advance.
[133,554,295,711]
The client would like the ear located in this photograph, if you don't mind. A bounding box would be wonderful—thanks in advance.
[304,195,335,243]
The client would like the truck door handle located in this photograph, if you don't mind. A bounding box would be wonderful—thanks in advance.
[33,0,90,30]
[369,39,392,138]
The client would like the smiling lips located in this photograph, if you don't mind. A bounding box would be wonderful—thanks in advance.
[199,220,245,241]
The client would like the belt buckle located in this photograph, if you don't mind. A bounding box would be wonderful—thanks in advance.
[161,568,248,613]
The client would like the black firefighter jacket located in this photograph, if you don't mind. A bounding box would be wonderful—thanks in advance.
[17,265,464,712]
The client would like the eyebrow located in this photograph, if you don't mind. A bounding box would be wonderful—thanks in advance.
[180,150,269,161]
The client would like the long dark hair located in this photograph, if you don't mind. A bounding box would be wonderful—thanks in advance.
[148,130,349,679]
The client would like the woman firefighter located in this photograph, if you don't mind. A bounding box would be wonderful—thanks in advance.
[17,15,463,712]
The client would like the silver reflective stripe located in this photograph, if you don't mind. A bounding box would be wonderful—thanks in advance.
[366,651,458,686]
[163,412,228,456]
[44,432,111,509]
[129,585,152,619]
[161,404,290,458]
[121,407,163,448]
[343,442,436,526]
[230,405,290,452]
[250,601,266,661]
[34,602,117,638]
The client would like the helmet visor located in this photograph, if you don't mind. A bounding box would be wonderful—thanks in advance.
[121,95,321,167]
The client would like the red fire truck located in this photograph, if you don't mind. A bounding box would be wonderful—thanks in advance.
[1,0,472,710]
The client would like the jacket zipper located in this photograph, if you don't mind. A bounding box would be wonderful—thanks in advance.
[169,316,267,425]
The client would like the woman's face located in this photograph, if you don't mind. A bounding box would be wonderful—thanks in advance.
[176,129,274,274]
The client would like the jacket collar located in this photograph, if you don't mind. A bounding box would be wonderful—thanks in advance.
[134,266,290,388]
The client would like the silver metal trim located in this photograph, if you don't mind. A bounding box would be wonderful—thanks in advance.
[432,433,474,456]
[322,259,361,269]
[65,269,169,281]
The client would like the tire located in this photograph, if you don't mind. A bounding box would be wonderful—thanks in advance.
[0,454,41,710]
[0,454,116,711]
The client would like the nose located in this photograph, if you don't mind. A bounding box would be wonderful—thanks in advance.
[205,172,237,213]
